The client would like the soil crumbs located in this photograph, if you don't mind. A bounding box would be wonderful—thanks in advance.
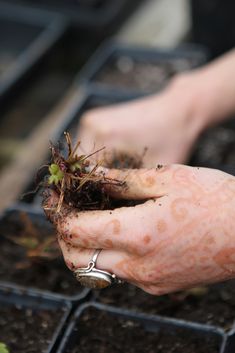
[65,307,221,353]
[0,305,63,353]
[190,126,235,166]
[94,56,198,92]
[0,213,83,296]
[0,235,82,296]
[95,280,235,330]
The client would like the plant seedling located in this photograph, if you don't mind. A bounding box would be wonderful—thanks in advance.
[0,343,9,353]
[3,211,59,266]
[43,132,125,213]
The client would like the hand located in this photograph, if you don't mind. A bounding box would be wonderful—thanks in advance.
[44,165,235,295]
[78,74,207,167]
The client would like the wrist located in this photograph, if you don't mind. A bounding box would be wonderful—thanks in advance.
[179,50,235,130]
[165,73,211,138]
[165,69,230,135]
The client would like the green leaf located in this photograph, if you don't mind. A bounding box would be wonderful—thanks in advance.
[48,175,59,185]
[48,164,64,185]
[0,343,9,353]
[49,163,60,175]
[56,169,64,180]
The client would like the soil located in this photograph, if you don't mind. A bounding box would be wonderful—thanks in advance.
[40,133,146,213]
[0,211,84,296]
[104,150,144,169]
[64,307,221,353]
[94,280,235,331]
[190,124,235,167]
[94,55,200,92]
[0,304,64,353]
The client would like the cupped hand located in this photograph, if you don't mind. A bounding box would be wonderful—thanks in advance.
[44,165,235,295]
[77,74,206,167]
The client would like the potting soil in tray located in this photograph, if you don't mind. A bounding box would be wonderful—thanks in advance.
[0,212,83,296]
[0,304,64,353]
[95,280,235,330]
[190,125,235,167]
[64,307,221,353]
[93,55,199,92]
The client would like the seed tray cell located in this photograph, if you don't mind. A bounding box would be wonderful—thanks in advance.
[189,117,235,173]
[77,41,208,95]
[0,1,67,101]
[0,283,72,353]
[93,279,235,333]
[0,207,89,301]
[57,302,226,353]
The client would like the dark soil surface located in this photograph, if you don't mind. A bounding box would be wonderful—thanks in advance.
[0,212,84,296]
[65,307,221,353]
[0,304,63,353]
[94,280,235,330]
[190,124,235,167]
[94,55,200,92]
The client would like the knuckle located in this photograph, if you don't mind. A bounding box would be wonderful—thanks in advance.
[81,110,99,127]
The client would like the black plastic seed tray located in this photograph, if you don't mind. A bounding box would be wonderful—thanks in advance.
[190,0,235,58]
[93,278,235,336]
[57,302,228,353]
[77,41,209,95]
[0,206,90,302]
[189,116,235,173]
[0,1,67,102]
[0,282,72,353]
[4,0,142,31]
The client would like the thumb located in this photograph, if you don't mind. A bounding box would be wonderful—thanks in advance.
[101,165,173,200]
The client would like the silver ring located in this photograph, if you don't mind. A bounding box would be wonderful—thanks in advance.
[74,249,123,289]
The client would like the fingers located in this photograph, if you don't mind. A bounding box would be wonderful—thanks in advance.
[100,165,174,200]
[58,237,128,280]
[43,190,158,253]
[43,165,177,254]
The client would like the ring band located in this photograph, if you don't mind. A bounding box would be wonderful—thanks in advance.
[74,249,123,289]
